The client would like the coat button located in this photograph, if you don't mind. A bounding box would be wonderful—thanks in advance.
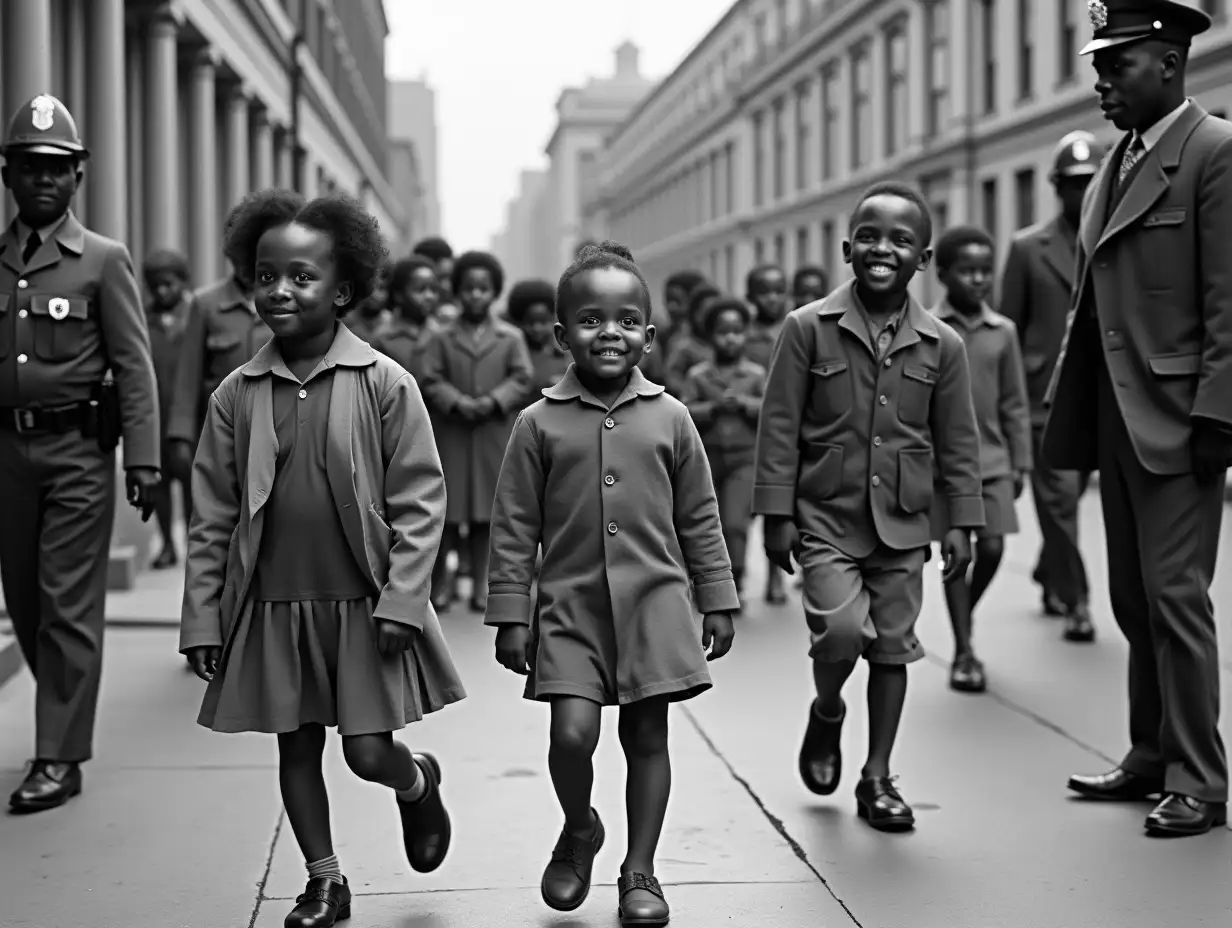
[873,436,882,446]
[298,389,307,399]
[17,280,27,289]
[604,417,615,428]
[607,521,618,534]
[871,475,881,487]
[879,395,887,405]
[18,309,27,318]
[17,353,28,363]
[604,474,615,486]
[884,358,892,368]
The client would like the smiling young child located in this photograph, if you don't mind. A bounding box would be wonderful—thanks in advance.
[485,241,737,927]
[930,226,1031,694]
[753,182,983,832]
[179,190,465,928]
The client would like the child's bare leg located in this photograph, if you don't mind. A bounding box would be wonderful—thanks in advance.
[278,724,333,862]
[943,569,974,657]
[863,663,908,779]
[968,535,1005,611]
[618,696,670,874]
[548,696,602,833]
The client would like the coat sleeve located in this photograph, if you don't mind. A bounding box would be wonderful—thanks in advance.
[737,367,766,421]
[678,365,716,425]
[1193,134,1232,429]
[999,325,1033,472]
[167,296,206,444]
[418,333,466,416]
[98,242,160,469]
[372,373,447,631]
[179,383,240,652]
[930,334,985,530]
[488,336,534,414]
[752,312,810,517]
[998,237,1031,333]
[484,410,545,627]
[673,408,741,614]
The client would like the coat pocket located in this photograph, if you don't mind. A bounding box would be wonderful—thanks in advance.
[798,441,843,501]
[897,448,934,514]
[29,294,90,362]
[898,365,937,426]
[809,360,852,423]
[1147,352,1200,377]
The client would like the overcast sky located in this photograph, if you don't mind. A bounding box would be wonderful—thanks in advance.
[385,0,735,251]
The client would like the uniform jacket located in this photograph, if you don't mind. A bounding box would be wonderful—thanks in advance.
[752,281,984,557]
[167,276,271,444]
[418,318,534,524]
[0,211,159,469]
[933,301,1032,480]
[485,365,740,629]
[147,294,193,434]
[998,216,1080,425]
[678,357,766,454]
[1044,101,1232,475]
[178,326,464,707]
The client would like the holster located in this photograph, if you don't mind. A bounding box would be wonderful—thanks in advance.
[89,376,122,453]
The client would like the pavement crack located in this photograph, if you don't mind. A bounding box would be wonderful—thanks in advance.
[679,704,864,927]
[248,807,286,928]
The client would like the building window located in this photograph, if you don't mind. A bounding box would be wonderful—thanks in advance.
[774,233,786,267]
[724,141,735,214]
[755,238,765,263]
[821,219,835,274]
[1017,0,1034,99]
[1015,168,1036,229]
[820,65,838,180]
[796,225,810,264]
[753,111,766,208]
[980,0,997,114]
[981,177,999,239]
[773,96,786,200]
[777,0,791,40]
[926,2,950,138]
[1058,0,1077,83]
[851,43,872,169]
[795,82,811,191]
[754,13,768,56]
[708,151,718,221]
[886,21,909,155]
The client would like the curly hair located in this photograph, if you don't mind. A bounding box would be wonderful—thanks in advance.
[388,254,436,296]
[850,181,934,248]
[686,283,721,327]
[142,248,190,287]
[556,240,651,322]
[744,263,785,293]
[792,264,829,292]
[934,225,995,272]
[411,236,453,262]
[223,189,388,316]
[506,278,556,324]
[450,250,505,298]
[701,296,751,338]
[664,269,707,300]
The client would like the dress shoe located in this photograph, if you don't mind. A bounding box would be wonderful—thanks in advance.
[396,753,451,872]
[151,546,178,570]
[541,809,604,911]
[9,760,82,814]
[285,877,350,927]
[799,698,845,795]
[617,871,669,926]
[949,653,987,693]
[1144,794,1227,837]
[854,775,915,831]
[1063,605,1095,643]
[1067,767,1163,801]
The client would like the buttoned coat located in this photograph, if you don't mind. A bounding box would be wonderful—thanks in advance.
[418,319,534,524]
[178,326,464,710]
[753,282,984,558]
[679,357,766,454]
[998,216,1080,426]
[1044,102,1232,474]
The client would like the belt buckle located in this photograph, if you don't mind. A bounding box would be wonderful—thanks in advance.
[13,409,36,433]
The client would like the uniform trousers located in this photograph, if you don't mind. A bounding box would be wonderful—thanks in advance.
[1029,422,1090,608]
[1095,349,1227,802]
[0,429,115,762]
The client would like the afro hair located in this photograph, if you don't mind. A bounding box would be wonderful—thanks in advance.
[506,279,557,323]
[556,240,651,322]
[934,225,996,271]
[450,250,505,298]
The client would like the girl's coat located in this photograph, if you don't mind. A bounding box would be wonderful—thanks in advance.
[178,325,465,712]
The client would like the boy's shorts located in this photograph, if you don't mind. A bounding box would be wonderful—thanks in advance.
[931,476,1019,541]
[798,533,926,665]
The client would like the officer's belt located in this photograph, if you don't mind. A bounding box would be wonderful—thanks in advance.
[0,401,92,435]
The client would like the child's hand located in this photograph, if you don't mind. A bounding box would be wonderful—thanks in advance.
[186,645,221,682]
[474,396,498,418]
[375,618,418,655]
[1013,470,1026,499]
[719,392,741,412]
[940,529,972,583]
[702,612,735,661]
[454,396,478,420]
[763,516,801,575]
[494,625,531,674]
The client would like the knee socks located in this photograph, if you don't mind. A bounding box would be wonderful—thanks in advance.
[306,854,344,884]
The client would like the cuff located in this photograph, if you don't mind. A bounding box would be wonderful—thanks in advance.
[121,434,161,470]
[372,591,427,631]
[752,483,797,516]
[179,623,222,654]
[695,575,741,614]
[485,588,532,626]
[947,494,986,529]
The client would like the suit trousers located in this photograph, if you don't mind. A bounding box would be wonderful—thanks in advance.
[0,429,115,762]
[1095,350,1227,802]
[707,447,754,580]
[1029,423,1090,608]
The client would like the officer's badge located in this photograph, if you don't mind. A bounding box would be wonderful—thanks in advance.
[48,298,70,321]
[1073,139,1091,161]
[1087,0,1107,30]
[30,95,56,132]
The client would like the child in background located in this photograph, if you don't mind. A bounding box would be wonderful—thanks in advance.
[930,226,1031,694]
[664,283,719,395]
[420,251,533,613]
[507,279,570,404]
[143,248,195,569]
[792,264,830,308]
[374,254,439,381]
[679,298,766,609]
[753,182,983,832]
[344,257,393,344]
[181,191,465,928]
[486,241,736,927]
[660,269,708,355]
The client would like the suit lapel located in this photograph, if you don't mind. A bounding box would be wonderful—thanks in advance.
[1040,218,1077,288]
[1080,135,1123,257]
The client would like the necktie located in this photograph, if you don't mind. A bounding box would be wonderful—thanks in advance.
[21,231,41,266]
[1118,136,1145,186]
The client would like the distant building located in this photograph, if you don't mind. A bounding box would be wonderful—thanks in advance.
[388,78,442,240]
[491,168,548,283]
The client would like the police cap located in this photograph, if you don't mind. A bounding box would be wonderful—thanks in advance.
[1081,1,1212,55]
[1,94,88,159]
[1050,131,1108,179]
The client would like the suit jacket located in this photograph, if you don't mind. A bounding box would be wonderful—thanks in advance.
[1044,101,1232,474]
[998,215,1078,425]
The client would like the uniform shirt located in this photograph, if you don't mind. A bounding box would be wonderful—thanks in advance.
[678,357,766,454]
[933,301,1033,480]
[372,320,432,382]
[753,281,984,557]
[744,320,783,371]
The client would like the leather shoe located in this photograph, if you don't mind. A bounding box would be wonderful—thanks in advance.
[1067,767,1163,801]
[396,753,451,872]
[854,775,915,831]
[285,877,350,927]
[1063,605,1095,643]
[1145,793,1227,837]
[949,653,987,693]
[799,698,844,795]
[617,871,669,926]
[541,809,604,911]
[9,760,82,814]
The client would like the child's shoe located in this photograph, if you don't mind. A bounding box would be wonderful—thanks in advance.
[396,753,451,872]
[854,775,915,832]
[541,809,604,911]
[798,698,844,795]
[617,871,669,926]
[949,653,986,693]
[285,877,350,928]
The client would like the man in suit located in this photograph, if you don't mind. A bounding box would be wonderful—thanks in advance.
[1000,132,1107,644]
[1043,0,1230,837]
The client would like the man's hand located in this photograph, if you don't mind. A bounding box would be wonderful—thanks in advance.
[125,467,162,522]
[1190,421,1232,484]
[169,439,195,482]
[940,529,972,584]
[763,515,801,575]
[185,645,221,682]
[474,395,498,418]
[495,625,531,674]
[702,612,735,660]
[375,618,417,655]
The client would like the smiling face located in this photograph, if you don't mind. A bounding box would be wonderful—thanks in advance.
[253,222,351,342]
[843,194,931,298]
[1092,41,1180,132]
[457,266,496,324]
[556,266,655,382]
[747,268,788,322]
[2,152,81,227]
[709,307,748,363]
[939,243,994,314]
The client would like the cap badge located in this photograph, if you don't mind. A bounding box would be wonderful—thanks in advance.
[48,298,70,321]
[1087,0,1108,30]
[30,95,56,132]
[1073,139,1091,161]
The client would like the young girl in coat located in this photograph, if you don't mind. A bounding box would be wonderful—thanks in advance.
[180,190,466,928]
[485,241,738,927]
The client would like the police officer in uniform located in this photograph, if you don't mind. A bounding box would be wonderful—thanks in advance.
[0,95,160,813]
[1044,0,1231,837]
[1000,131,1107,644]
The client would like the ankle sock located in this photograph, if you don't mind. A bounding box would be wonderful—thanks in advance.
[306,854,344,884]
[395,758,428,803]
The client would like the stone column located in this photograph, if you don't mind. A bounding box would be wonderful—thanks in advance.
[86,0,126,242]
[251,109,275,190]
[63,0,89,226]
[224,86,251,210]
[189,49,219,285]
[126,36,145,266]
[3,0,52,117]
[144,7,180,250]
[275,128,295,189]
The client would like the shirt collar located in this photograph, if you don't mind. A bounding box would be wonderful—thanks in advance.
[17,212,68,246]
[543,363,665,404]
[241,322,377,378]
[933,298,996,328]
[1136,99,1190,153]
[815,280,939,339]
